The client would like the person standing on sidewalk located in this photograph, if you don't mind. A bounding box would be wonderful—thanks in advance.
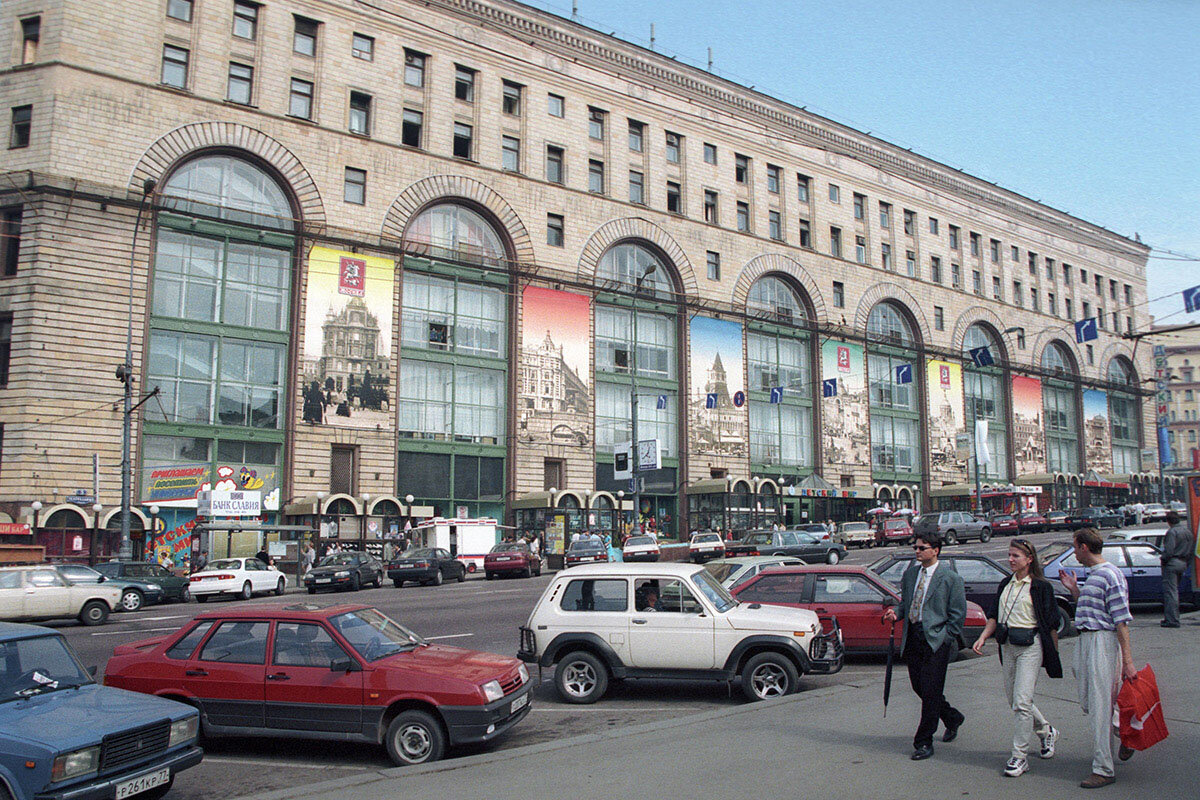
[883,530,967,761]
[1059,527,1138,789]
[972,538,1062,777]
[1160,511,1195,628]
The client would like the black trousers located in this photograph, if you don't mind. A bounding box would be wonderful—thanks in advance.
[904,623,963,749]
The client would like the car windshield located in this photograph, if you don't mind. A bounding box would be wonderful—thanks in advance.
[406,549,438,558]
[802,525,826,533]
[207,559,242,571]
[1,634,92,702]
[490,543,526,554]
[994,516,1013,522]
[1039,543,1073,564]
[690,569,737,613]
[568,541,604,554]
[625,536,655,547]
[842,523,869,532]
[94,563,119,576]
[319,554,359,566]
[884,519,906,528]
[702,562,737,583]
[329,608,426,661]
[694,534,721,544]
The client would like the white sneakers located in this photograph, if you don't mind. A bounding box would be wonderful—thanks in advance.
[1039,726,1059,759]
[1005,757,1030,777]
[1005,727,1057,777]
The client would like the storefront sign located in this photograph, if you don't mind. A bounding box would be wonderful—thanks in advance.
[197,490,262,517]
[0,523,31,535]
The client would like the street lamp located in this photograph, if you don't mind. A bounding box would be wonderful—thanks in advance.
[148,504,160,562]
[629,262,658,536]
[360,493,371,544]
[30,500,42,539]
[90,503,103,566]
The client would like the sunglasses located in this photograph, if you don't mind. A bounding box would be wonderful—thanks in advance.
[912,544,933,552]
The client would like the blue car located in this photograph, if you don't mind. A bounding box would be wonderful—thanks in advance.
[0,622,202,800]
[1040,541,1197,606]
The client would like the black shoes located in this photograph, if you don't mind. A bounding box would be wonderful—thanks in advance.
[1160,621,1180,628]
[943,717,963,742]
[911,744,935,760]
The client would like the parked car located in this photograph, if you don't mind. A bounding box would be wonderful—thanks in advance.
[484,541,542,579]
[387,548,465,587]
[725,530,844,563]
[795,523,833,540]
[731,565,987,654]
[688,532,726,563]
[563,539,609,568]
[912,511,992,545]
[1015,511,1048,534]
[703,555,804,592]
[1141,503,1168,523]
[1064,507,1123,530]
[56,563,166,613]
[0,565,120,626]
[989,514,1020,536]
[517,562,843,703]
[835,521,875,548]
[876,517,914,545]
[189,558,287,602]
[94,560,192,603]
[1107,529,1166,549]
[1,622,202,800]
[621,535,661,563]
[304,551,384,593]
[103,604,533,766]
[1045,510,1071,531]
[1041,540,1197,607]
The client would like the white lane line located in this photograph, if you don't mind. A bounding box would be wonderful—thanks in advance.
[425,633,474,640]
[91,627,181,636]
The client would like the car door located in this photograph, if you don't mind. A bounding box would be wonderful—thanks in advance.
[792,533,824,563]
[0,570,25,619]
[265,621,364,733]
[809,573,893,650]
[555,577,632,664]
[1120,545,1162,603]
[248,559,274,592]
[627,577,716,669]
[23,568,72,619]
[436,549,453,580]
[950,557,1007,610]
[186,620,269,728]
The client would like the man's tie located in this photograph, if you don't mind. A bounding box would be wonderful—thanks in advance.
[909,568,927,623]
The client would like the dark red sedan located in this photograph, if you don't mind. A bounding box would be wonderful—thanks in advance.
[103,603,533,766]
[1016,511,1048,533]
[990,514,1020,535]
[484,541,542,580]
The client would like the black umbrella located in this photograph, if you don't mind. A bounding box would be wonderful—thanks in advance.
[883,598,899,717]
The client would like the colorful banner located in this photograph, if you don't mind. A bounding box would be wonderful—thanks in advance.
[688,316,746,458]
[1012,375,1046,475]
[301,246,395,429]
[517,286,591,447]
[1083,388,1112,473]
[142,463,280,510]
[927,359,966,483]
[821,340,869,470]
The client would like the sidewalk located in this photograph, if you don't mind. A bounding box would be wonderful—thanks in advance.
[242,613,1199,800]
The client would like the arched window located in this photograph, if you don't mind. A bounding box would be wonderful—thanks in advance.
[748,275,807,323]
[867,303,921,484]
[1041,342,1080,475]
[1107,358,1135,387]
[597,243,674,296]
[161,154,294,231]
[1041,341,1074,373]
[1108,357,1140,473]
[867,302,914,346]
[557,494,581,509]
[962,324,1008,481]
[747,275,814,472]
[405,204,506,264]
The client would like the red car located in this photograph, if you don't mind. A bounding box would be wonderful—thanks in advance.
[876,517,914,545]
[989,514,1020,535]
[484,541,542,580]
[103,603,533,766]
[1016,511,1048,533]
[731,565,987,653]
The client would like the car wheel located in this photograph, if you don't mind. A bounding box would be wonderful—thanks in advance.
[384,710,446,766]
[373,573,383,589]
[944,530,958,546]
[741,651,798,702]
[120,589,144,613]
[196,594,208,603]
[826,549,840,565]
[307,586,317,594]
[522,565,533,578]
[240,581,252,601]
[275,578,285,596]
[535,563,543,576]
[555,651,608,704]
[457,566,466,583]
[79,600,109,626]
[466,563,477,573]
[180,587,190,603]
[433,569,443,586]
[1058,606,1078,637]
[979,527,991,543]
[351,573,361,592]
[485,572,495,580]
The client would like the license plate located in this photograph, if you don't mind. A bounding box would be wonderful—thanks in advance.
[116,767,170,800]
[510,693,529,713]
[316,578,330,583]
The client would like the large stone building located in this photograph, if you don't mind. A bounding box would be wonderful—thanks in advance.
[1155,325,1200,478]
[0,0,1166,561]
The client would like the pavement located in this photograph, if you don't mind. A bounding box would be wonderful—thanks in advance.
[239,610,1199,800]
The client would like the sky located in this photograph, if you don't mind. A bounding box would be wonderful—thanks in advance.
[523,0,1200,326]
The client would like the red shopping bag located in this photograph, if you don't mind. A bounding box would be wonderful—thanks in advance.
[1117,664,1169,751]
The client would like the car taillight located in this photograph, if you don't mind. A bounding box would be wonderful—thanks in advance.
[413,561,429,567]
[216,573,235,580]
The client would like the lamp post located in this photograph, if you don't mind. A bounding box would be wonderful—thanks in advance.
[360,493,371,547]
[315,490,328,546]
[30,500,42,540]
[404,494,415,549]
[629,263,658,536]
[90,503,103,566]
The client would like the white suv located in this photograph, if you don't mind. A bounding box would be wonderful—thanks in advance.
[518,562,842,703]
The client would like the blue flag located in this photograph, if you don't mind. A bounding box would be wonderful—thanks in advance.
[656,395,667,410]
[1074,317,1098,343]
[894,364,913,384]
[1185,285,1200,314]
[705,392,718,409]
[769,387,783,404]
[969,345,994,368]
[822,378,838,397]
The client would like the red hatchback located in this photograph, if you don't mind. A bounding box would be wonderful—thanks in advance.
[990,514,1020,535]
[484,541,542,580]
[731,565,987,653]
[103,603,533,766]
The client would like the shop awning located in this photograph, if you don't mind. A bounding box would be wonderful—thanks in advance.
[686,479,731,495]
[1016,473,1057,486]
[929,484,971,498]
[511,491,553,509]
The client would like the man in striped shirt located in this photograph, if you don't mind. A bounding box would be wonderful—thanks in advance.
[1060,527,1138,789]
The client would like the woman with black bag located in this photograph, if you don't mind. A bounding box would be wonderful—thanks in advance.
[972,538,1063,777]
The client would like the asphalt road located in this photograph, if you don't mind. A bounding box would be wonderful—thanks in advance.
[45,523,1167,800]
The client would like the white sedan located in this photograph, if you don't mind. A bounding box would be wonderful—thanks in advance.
[189,558,287,602]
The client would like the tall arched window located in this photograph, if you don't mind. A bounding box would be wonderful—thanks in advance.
[1041,342,1080,476]
[867,302,922,486]
[1108,358,1140,473]
[962,324,1008,481]
[398,202,509,520]
[144,154,295,522]
[747,275,814,473]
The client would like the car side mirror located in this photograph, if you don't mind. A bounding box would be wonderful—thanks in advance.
[881,597,897,609]
[97,575,106,583]
[330,658,360,673]
[87,665,98,677]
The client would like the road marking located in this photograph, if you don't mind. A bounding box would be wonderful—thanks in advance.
[91,627,180,636]
[425,633,474,640]
[201,756,372,769]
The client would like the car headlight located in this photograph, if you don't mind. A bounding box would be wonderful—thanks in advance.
[335,571,350,577]
[517,663,529,684]
[169,716,199,747]
[482,680,504,703]
[51,746,99,782]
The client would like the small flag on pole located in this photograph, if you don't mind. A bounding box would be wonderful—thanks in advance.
[656,395,668,410]
[1074,317,1098,343]
[969,345,994,367]
[705,392,718,409]
[894,364,913,384]
[769,387,784,404]
[822,378,838,397]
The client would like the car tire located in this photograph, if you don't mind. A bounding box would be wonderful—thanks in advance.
[1058,606,1078,638]
[433,569,443,586]
[307,586,317,594]
[555,651,608,704]
[180,587,190,603]
[826,549,840,565]
[944,530,958,546]
[979,528,991,543]
[457,566,466,583]
[384,710,446,766]
[350,573,361,592]
[393,579,404,588]
[240,581,252,601]
[373,573,383,588]
[466,563,477,573]
[741,651,798,702]
[275,578,285,596]
[196,594,208,603]
[79,600,109,626]
[535,563,543,576]
[522,565,532,578]
[120,589,144,613]
[486,572,495,580]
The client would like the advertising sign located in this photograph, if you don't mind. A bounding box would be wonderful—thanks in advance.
[517,286,592,449]
[689,316,746,459]
[927,359,966,483]
[1083,389,1112,473]
[1011,375,1046,474]
[198,490,262,517]
[0,523,31,536]
[821,340,868,470]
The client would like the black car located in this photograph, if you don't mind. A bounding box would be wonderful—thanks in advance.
[388,547,467,587]
[1065,507,1123,531]
[55,563,166,612]
[564,539,609,567]
[304,551,384,593]
[869,552,1076,635]
[94,560,191,602]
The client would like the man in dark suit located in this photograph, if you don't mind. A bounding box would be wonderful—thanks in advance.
[884,529,967,760]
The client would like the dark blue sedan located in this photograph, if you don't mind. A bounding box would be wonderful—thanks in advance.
[1040,541,1196,606]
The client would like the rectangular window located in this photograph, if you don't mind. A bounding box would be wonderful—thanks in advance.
[293,15,319,56]
[452,122,473,159]
[227,63,253,105]
[665,132,682,164]
[735,154,750,184]
[989,238,1000,263]
[454,66,475,102]
[993,276,1002,300]
[343,167,366,205]
[1048,293,1057,314]
[352,32,374,61]
[2,207,21,276]
[934,306,944,331]
[501,135,520,172]
[401,109,423,148]
[1031,287,1040,311]
[545,145,564,184]
[736,202,750,233]
[766,164,781,194]
[855,235,867,264]
[161,45,189,89]
[706,251,720,281]
[928,217,939,235]
[879,202,892,229]
[233,2,257,39]
[797,174,810,202]
[1095,273,1103,295]
[853,193,865,220]
[547,93,565,117]
[798,218,811,248]
[1124,284,1132,304]
[1013,281,1023,306]
[951,262,961,288]
[0,312,10,386]
[948,225,960,249]
[20,16,40,64]
[404,50,426,87]
[903,209,915,235]
[502,81,522,116]
[588,107,605,140]
[703,190,717,223]
[1046,257,1055,280]
[1028,251,1038,275]
[1066,298,1073,319]
[704,143,717,164]
[627,120,644,152]
[829,227,841,258]
[930,256,942,283]
[628,170,645,204]
[288,78,313,120]
[547,214,564,247]
[905,250,916,277]
[1063,263,1071,283]
[1010,245,1019,262]
[828,183,840,203]
[1080,268,1088,284]
[667,181,682,214]
[167,1,192,23]
[1126,316,1132,334]
[401,272,507,360]
[833,281,845,308]
[969,232,981,256]
[881,243,892,270]
[768,210,782,240]
[972,270,982,294]
[348,91,372,136]
[1086,344,1094,366]
[588,160,605,194]
[330,446,356,495]
[1097,308,1105,329]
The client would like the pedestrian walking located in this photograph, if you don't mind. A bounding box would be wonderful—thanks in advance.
[1160,510,1195,628]
[972,538,1063,777]
[194,549,208,573]
[1133,502,1145,526]
[1059,527,1138,789]
[883,530,967,761]
[301,542,316,576]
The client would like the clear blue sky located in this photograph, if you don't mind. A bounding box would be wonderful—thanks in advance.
[524,0,1200,325]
